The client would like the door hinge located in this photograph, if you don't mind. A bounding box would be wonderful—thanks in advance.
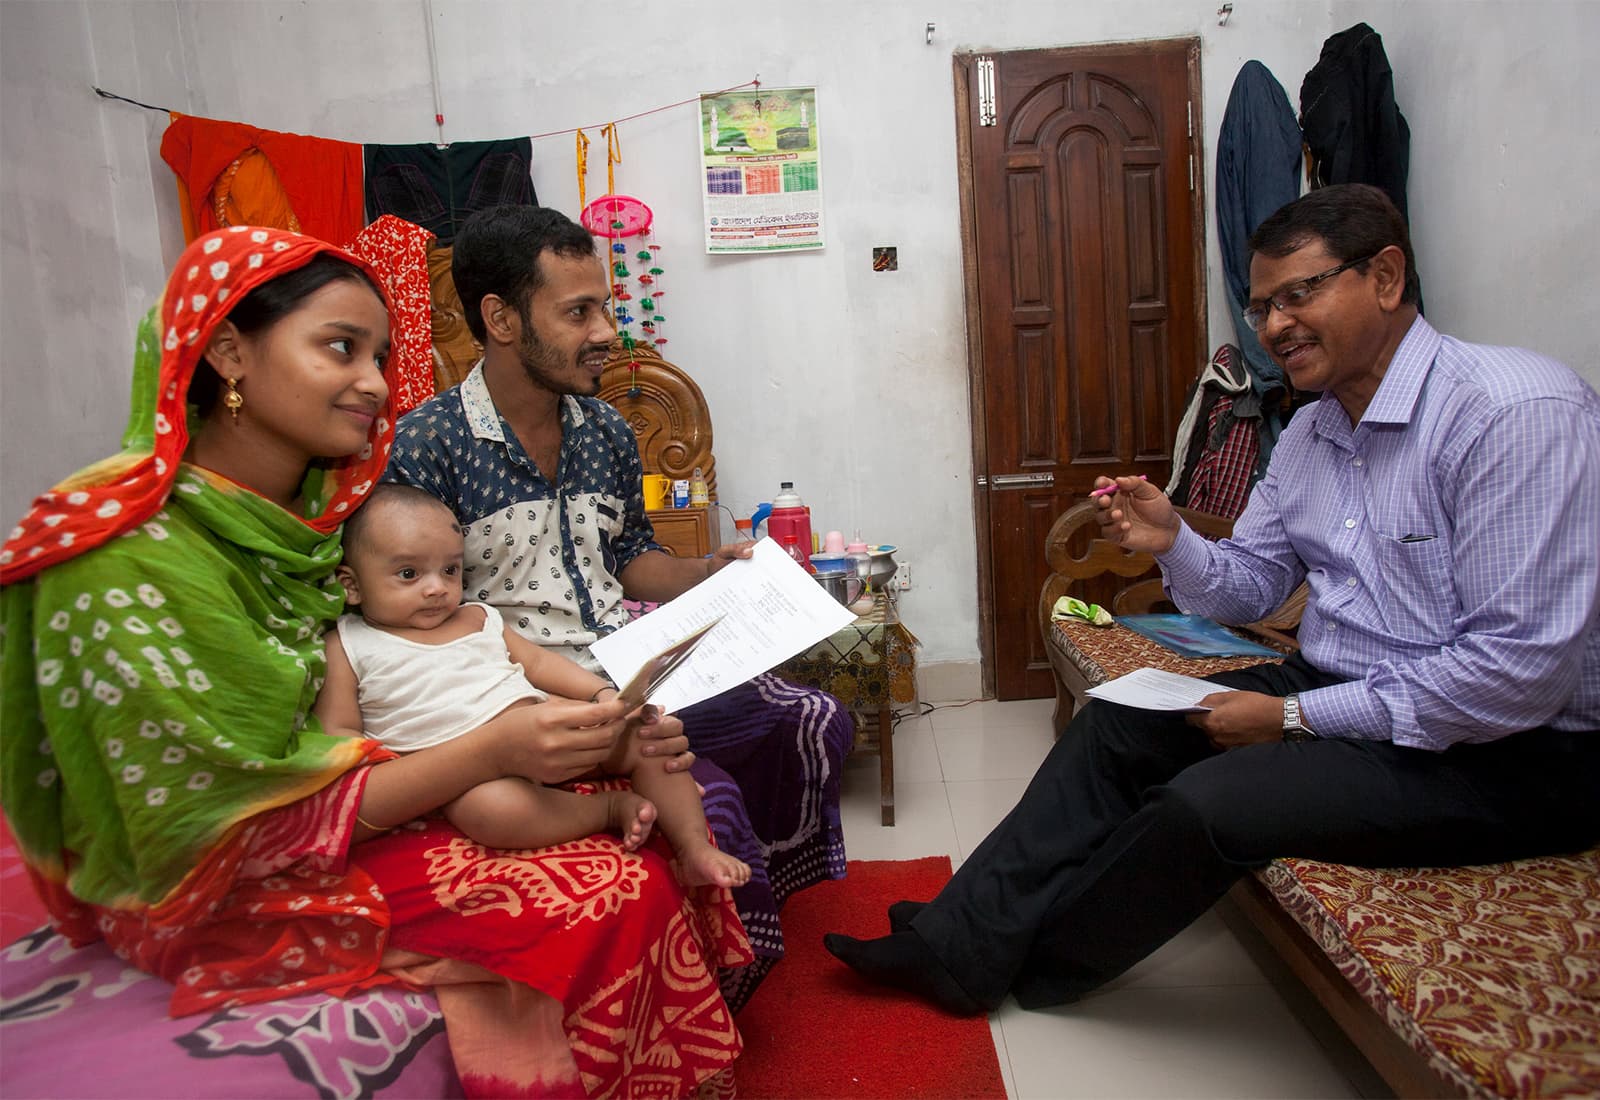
[1189,153,1195,192]
[1187,100,1193,138]
[977,57,997,126]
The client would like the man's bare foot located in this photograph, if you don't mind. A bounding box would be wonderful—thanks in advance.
[675,841,751,888]
[605,791,656,851]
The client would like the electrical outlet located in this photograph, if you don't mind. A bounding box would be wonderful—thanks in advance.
[895,561,912,590]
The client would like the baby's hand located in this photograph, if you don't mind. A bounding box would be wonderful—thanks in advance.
[636,712,691,771]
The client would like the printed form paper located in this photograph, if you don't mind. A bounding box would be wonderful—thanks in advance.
[1085,667,1238,712]
[590,538,856,713]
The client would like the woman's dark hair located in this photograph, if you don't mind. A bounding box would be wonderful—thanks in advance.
[1248,183,1421,305]
[452,205,597,342]
[191,252,384,412]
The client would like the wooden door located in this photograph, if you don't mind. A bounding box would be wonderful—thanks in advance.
[958,40,1206,699]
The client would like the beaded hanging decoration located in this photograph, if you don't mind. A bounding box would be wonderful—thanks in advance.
[578,123,666,396]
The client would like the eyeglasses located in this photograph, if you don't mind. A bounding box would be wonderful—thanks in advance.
[1242,253,1377,332]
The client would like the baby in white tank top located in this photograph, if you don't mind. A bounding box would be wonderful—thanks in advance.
[311,484,749,889]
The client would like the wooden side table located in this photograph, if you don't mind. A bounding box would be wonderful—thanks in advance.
[647,506,721,559]
[775,595,918,825]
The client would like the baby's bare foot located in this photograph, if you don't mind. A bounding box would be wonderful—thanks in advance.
[675,842,751,888]
[606,791,656,851]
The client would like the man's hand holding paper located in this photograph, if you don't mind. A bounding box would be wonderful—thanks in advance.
[590,538,856,713]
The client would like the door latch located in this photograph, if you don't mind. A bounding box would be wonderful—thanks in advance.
[977,57,997,126]
[981,472,1055,490]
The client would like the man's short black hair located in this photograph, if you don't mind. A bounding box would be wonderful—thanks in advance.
[452,205,598,342]
[1248,184,1421,306]
[342,483,459,562]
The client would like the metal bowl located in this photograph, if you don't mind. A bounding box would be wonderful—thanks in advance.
[859,545,898,591]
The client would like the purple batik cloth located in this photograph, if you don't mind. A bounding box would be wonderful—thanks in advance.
[0,927,460,1098]
[684,672,851,1012]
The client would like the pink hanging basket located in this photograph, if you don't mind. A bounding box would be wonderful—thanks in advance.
[581,194,653,239]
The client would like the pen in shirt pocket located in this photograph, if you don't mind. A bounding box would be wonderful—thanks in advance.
[1398,533,1436,543]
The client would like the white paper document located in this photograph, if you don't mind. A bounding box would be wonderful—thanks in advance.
[589,538,856,713]
[1085,667,1238,712]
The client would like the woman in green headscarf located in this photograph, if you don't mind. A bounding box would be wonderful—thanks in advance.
[0,226,749,1098]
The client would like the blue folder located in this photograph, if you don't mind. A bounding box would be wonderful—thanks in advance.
[1116,614,1281,659]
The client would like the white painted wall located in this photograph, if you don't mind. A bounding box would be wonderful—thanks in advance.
[1333,0,1600,377]
[0,0,189,541]
[3,0,1595,679]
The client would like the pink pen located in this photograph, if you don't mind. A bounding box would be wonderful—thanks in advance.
[1088,474,1147,499]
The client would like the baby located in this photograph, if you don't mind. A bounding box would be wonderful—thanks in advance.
[313,483,750,888]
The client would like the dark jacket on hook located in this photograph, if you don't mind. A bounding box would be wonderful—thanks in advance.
[1299,22,1411,222]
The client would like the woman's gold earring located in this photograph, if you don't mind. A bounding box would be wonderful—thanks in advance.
[224,377,244,422]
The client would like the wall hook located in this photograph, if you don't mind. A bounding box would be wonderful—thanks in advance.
[1217,3,1233,26]
[926,22,935,44]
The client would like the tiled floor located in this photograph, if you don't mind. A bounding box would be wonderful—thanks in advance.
[837,698,1388,1100]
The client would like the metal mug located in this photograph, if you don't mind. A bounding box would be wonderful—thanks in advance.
[814,566,864,607]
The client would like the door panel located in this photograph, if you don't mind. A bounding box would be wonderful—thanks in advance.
[964,41,1204,699]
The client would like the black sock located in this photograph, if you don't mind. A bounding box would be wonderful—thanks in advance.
[887,898,927,933]
[822,930,984,1016]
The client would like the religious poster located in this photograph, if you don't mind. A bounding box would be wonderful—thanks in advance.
[698,86,824,253]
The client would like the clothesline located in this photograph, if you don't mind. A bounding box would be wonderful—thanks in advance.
[528,77,760,140]
[90,75,762,144]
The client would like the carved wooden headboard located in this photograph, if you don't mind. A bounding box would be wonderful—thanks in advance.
[427,243,484,391]
[598,342,717,500]
[425,243,716,499]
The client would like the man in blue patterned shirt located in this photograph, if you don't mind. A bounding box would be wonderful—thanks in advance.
[827,184,1599,1016]
[387,206,851,1010]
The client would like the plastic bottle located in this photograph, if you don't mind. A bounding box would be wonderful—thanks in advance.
[780,534,811,571]
[689,467,709,508]
[773,481,804,510]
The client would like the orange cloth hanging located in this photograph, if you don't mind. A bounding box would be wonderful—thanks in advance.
[161,114,365,244]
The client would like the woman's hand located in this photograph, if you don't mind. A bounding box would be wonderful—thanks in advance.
[1093,476,1182,554]
[486,697,632,785]
[632,706,695,773]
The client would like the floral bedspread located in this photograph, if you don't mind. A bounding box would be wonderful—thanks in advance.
[1260,852,1600,1098]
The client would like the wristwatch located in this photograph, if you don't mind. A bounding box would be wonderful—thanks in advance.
[1282,694,1315,741]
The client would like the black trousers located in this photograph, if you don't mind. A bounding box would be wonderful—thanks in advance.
[912,655,1600,1010]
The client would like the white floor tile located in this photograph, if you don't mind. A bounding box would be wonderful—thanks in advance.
[876,718,945,783]
[839,775,958,862]
[997,984,1363,1099]
[944,777,1028,862]
[934,720,1055,782]
[929,698,1056,734]
[1096,907,1268,994]
[988,1012,1020,1100]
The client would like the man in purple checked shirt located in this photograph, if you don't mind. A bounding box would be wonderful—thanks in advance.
[826,184,1600,1016]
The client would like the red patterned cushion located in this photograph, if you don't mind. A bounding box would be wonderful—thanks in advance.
[1258,853,1600,1098]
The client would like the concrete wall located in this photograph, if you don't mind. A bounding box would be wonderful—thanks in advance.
[3,0,1595,685]
[1333,0,1599,374]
